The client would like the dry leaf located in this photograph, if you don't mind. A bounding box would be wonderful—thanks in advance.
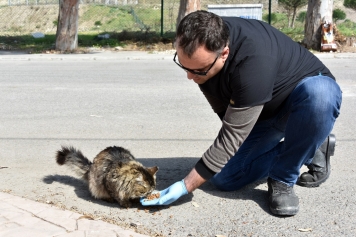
[298,228,312,232]
[192,201,199,207]
[77,215,94,220]
[130,222,139,228]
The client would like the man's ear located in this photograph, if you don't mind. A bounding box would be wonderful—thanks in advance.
[221,46,230,60]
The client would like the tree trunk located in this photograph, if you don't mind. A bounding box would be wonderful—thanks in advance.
[319,0,333,22]
[287,10,292,28]
[176,0,200,30]
[291,8,297,28]
[303,0,333,50]
[55,0,80,52]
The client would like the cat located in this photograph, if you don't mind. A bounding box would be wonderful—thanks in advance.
[55,145,158,208]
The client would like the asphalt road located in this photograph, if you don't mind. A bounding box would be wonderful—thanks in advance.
[0,50,355,237]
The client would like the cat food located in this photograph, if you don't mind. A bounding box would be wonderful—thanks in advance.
[145,192,160,201]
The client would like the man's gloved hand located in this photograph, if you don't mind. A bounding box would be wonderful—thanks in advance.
[140,180,188,206]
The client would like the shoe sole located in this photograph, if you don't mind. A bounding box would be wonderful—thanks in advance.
[297,134,335,187]
[270,206,299,216]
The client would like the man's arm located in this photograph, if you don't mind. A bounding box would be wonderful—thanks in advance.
[186,104,264,192]
[200,104,264,173]
[141,105,264,206]
[184,168,207,193]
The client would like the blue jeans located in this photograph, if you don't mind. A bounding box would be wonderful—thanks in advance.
[210,75,342,190]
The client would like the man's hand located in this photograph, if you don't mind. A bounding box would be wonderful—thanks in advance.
[140,168,206,206]
[140,180,188,206]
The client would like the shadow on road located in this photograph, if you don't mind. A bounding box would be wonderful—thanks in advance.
[42,173,193,210]
[42,157,270,212]
[137,157,270,213]
[42,174,118,207]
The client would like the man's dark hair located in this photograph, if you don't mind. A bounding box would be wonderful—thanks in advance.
[175,10,230,57]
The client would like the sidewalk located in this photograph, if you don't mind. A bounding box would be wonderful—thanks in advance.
[0,192,150,237]
[0,49,355,61]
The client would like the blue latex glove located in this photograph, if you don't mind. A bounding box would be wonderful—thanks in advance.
[140,180,188,206]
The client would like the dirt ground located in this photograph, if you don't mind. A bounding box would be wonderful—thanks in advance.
[338,45,356,53]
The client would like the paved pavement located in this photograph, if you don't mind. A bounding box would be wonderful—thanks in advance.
[0,50,355,237]
[0,192,149,237]
[0,50,168,237]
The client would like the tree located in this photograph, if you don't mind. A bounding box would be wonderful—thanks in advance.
[344,0,356,10]
[263,13,278,24]
[303,0,334,50]
[333,9,346,23]
[279,0,308,28]
[297,11,307,23]
[55,0,80,52]
[176,0,200,30]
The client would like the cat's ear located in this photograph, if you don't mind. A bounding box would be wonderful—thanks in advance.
[136,174,143,182]
[146,166,158,176]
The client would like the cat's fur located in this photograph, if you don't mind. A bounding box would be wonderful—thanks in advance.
[56,146,158,207]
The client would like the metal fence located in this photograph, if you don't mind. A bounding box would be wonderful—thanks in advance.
[4,0,139,5]
[0,0,273,37]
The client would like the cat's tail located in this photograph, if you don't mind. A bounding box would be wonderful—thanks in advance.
[56,146,92,181]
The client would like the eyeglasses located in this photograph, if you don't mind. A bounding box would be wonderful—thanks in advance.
[173,52,219,76]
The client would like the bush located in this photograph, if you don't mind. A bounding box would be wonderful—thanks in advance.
[262,13,278,24]
[344,0,356,10]
[297,11,307,23]
[333,9,346,22]
[94,21,102,27]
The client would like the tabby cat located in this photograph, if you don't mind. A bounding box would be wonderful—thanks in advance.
[56,146,158,207]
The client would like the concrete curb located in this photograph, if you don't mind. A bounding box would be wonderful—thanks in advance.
[0,50,355,61]
[0,50,175,61]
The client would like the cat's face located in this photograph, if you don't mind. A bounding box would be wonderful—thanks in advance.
[130,166,158,198]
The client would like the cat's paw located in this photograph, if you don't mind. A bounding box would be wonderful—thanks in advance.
[119,200,132,208]
[102,197,115,203]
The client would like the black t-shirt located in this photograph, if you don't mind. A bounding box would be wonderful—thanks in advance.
[199,17,335,120]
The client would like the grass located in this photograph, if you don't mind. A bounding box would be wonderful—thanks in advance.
[80,5,137,32]
[337,19,356,36]
[0,31,175,53]
[0,34,57,51]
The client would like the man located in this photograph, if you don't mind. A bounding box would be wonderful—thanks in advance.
[140,10,342,216]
